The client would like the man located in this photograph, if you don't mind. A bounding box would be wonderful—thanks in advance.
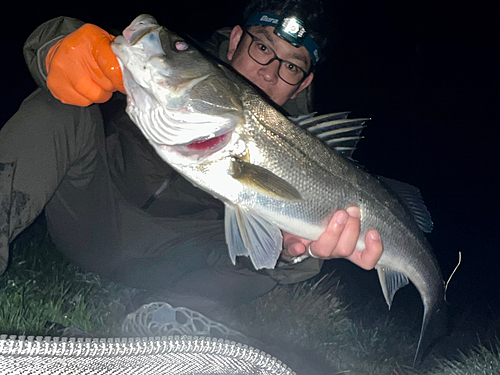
[0,0,382,314]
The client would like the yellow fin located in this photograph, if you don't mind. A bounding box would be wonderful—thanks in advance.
[231,158,303,201]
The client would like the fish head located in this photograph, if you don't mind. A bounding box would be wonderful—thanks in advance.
[112,15,244,160]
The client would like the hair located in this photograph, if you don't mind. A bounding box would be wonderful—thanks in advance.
[243,0,328,53]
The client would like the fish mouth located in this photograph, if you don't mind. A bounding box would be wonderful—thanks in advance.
[151,130,233,161]
[186,132,231,150]
[122,15,161,45]
[177,130,233,152]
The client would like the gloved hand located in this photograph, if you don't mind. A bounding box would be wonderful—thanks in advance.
[46,24,125,106]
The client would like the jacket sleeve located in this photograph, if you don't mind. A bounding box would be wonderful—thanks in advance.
[23,17,85,90]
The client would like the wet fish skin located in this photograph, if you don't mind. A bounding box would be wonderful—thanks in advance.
[111,15,446,364]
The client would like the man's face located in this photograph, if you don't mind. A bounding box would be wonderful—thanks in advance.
[227,25,314,107]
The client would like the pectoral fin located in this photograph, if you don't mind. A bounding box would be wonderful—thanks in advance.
[376,266,409,309]
[224,205,283,270]
[231,158,303,201]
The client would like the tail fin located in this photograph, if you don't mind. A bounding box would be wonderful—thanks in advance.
[413,300,447,366]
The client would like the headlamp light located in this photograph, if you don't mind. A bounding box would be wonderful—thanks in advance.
[245,12,320,66]
[277,16,307,46]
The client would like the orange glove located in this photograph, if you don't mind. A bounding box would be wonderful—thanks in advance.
[46,24,125,107]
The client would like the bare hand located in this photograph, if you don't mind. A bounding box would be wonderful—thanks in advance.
[282,206,383,270]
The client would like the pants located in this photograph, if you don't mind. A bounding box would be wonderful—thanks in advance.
[0,89,277,314]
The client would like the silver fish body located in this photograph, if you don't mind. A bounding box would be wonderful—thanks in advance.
[111,15,446,364]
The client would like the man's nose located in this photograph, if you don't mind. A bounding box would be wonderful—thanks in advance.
[258,60,280,83]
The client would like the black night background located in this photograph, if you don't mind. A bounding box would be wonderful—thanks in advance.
[1,0,499,369]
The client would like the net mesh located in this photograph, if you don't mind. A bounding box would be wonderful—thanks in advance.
[0,335,296,374]
[1,303,296,374]
[122,302,247,342]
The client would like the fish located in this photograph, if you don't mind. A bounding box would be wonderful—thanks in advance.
[111,14,446,364]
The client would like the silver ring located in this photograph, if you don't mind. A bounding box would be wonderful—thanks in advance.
[307,244,319,259]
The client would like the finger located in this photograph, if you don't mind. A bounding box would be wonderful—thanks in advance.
[75,76,114,104]
[326,206,360,258]
[308,210,349,258]
[89,69,117,93]
[47,75,93,107]
[282,234,309,257]
[333,206,361,258]
[348,230,383,270]
[96,39,125,93]
[288,242,307,257]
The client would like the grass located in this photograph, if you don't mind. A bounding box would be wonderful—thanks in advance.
[1,215,500,374]
[429,341,500,375]
[220,273,421,374]
[0,216,139,337]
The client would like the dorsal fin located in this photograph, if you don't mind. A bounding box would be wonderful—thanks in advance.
[295,111,352,126]
[378,176,433,233]
[296,113,369,160]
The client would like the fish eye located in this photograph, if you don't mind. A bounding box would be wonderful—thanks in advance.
[175,41,189,51]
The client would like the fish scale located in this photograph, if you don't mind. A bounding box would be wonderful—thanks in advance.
[240,89,385,238]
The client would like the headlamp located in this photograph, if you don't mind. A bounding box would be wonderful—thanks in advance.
[245,12,320,66]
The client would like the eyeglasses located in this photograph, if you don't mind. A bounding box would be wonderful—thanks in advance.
[243,30,310,86]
